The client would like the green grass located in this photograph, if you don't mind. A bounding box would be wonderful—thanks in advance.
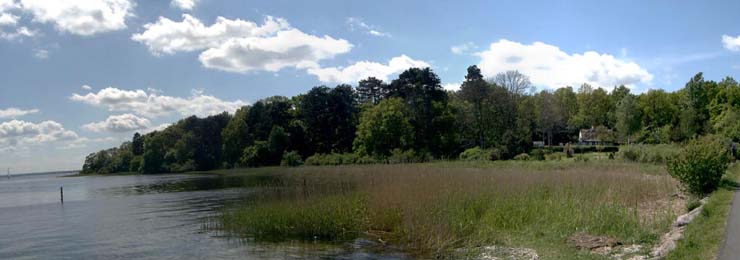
[664,164,740,260]
[205,159,682,259]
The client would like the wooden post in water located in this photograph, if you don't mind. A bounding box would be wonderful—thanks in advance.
[60,186,63,204]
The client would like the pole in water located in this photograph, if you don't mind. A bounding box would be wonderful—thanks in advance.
[60,186,63,204]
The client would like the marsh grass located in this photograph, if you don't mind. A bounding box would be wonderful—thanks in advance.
[208,160,681,258]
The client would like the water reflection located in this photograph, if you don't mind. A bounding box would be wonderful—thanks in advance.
[0,173,406,259]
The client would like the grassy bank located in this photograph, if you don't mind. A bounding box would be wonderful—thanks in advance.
[665,164,740,260]
[206,160,682,259]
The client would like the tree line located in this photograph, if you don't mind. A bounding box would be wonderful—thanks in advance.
[81,66,740,174]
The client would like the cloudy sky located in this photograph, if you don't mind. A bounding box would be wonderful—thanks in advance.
[1,0,739,173]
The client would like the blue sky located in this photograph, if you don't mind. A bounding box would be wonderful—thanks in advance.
[1,0,739,173]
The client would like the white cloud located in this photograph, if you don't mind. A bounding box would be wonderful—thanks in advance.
[0,12,18,25]
[723,34,740,52]
[451,42,477,55]
[305,55,429,83]
[83,113,151,132]
[0,120,78,149]
[19,0,135,36]
[81,85,92,90]
[132,14,352,74]
[132,14,290,55]
[70,87,247,118]
[33,48,48,59]
[171,0,197,10]
[346,17,390,37]
[0,25,35,40]
[442,82,461,91]
[199,29,352,73]
[477,39,653,89]
[0,107,39,118]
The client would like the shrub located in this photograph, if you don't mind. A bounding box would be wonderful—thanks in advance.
[513,153,530,160]
[529,149,550,161]
[667,135,731,195]
[459,147,492,161]
[545,152,565,161]
[574,155,589,162]
[280,151,303,167]
[240,141,270,167]
[387,149,431,164]
[617,144,680,164]
[304,153,378,166]
[129,156,143,172]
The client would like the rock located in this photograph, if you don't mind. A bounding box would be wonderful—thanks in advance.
[568,232,620,252]
[674,205,703,227]
[461,246,539,260]
[651,226,686,258]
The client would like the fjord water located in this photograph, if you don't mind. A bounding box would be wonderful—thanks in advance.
[0,172,403,260]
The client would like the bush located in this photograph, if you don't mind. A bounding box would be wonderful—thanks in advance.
[529,149,550,161]
[459,147,493,161]
[667,135,731,195]
[617,144,679,164]
[129,156,143,172]
[513,153,530,160]
[304,153,378,166]
[545,152,565,161]
[387,149,431,164]
[574,155,589,162]
[280,151,303,167]
[240,141,270,167]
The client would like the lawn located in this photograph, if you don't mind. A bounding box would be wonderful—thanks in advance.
[204,158,684,259]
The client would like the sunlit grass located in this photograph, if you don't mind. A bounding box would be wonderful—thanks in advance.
[206,159,682,259]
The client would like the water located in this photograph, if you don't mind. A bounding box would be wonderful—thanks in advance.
[0,173,406,259]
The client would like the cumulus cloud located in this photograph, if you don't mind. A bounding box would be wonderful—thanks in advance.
[442,82,461,91]
[0,0,35,40]
[83,113,151,132]
[81,85,92,90]
[70,87,247,118]
[19,0,135,36]
[0,107,39,118]
[199,29,353,73]
[132,15,290,55]
[171,0,197,10]
[0,120,78,149]
[346,17,390,37]
[132,14,352,73]
[477,39,653,89]
[451,42,477,55]
[306,55,430,83]
[723,35,740,52]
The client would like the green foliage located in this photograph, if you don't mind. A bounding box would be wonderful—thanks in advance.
[280,151,303,167]
[459,147,494,161]
[667,135,731,195]
[129,155,143,173]
[513,153,530,160]
[528,148,550,161]
[617,144,679,164]
[387,149,431,164]
[353,97,413,156]
[240,141,270,167]
[304,153,378,166]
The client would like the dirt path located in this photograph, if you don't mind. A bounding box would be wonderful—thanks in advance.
[718,188,740,260]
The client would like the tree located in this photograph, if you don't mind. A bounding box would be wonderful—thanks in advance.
[300,85,357,154]
[354,98,414,156]
[221,106,250,167]
[132,132,144,156]
[615,95,641,143]
[490,70,533,97]
[459,65,490,147]
[388,67,450,154]
[357,77,387,105]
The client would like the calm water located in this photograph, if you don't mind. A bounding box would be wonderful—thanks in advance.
[0,172,405,259]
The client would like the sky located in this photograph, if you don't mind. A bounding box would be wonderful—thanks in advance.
[1,0,739,173]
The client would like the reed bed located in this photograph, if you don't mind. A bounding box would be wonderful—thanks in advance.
[209,160,682,259]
